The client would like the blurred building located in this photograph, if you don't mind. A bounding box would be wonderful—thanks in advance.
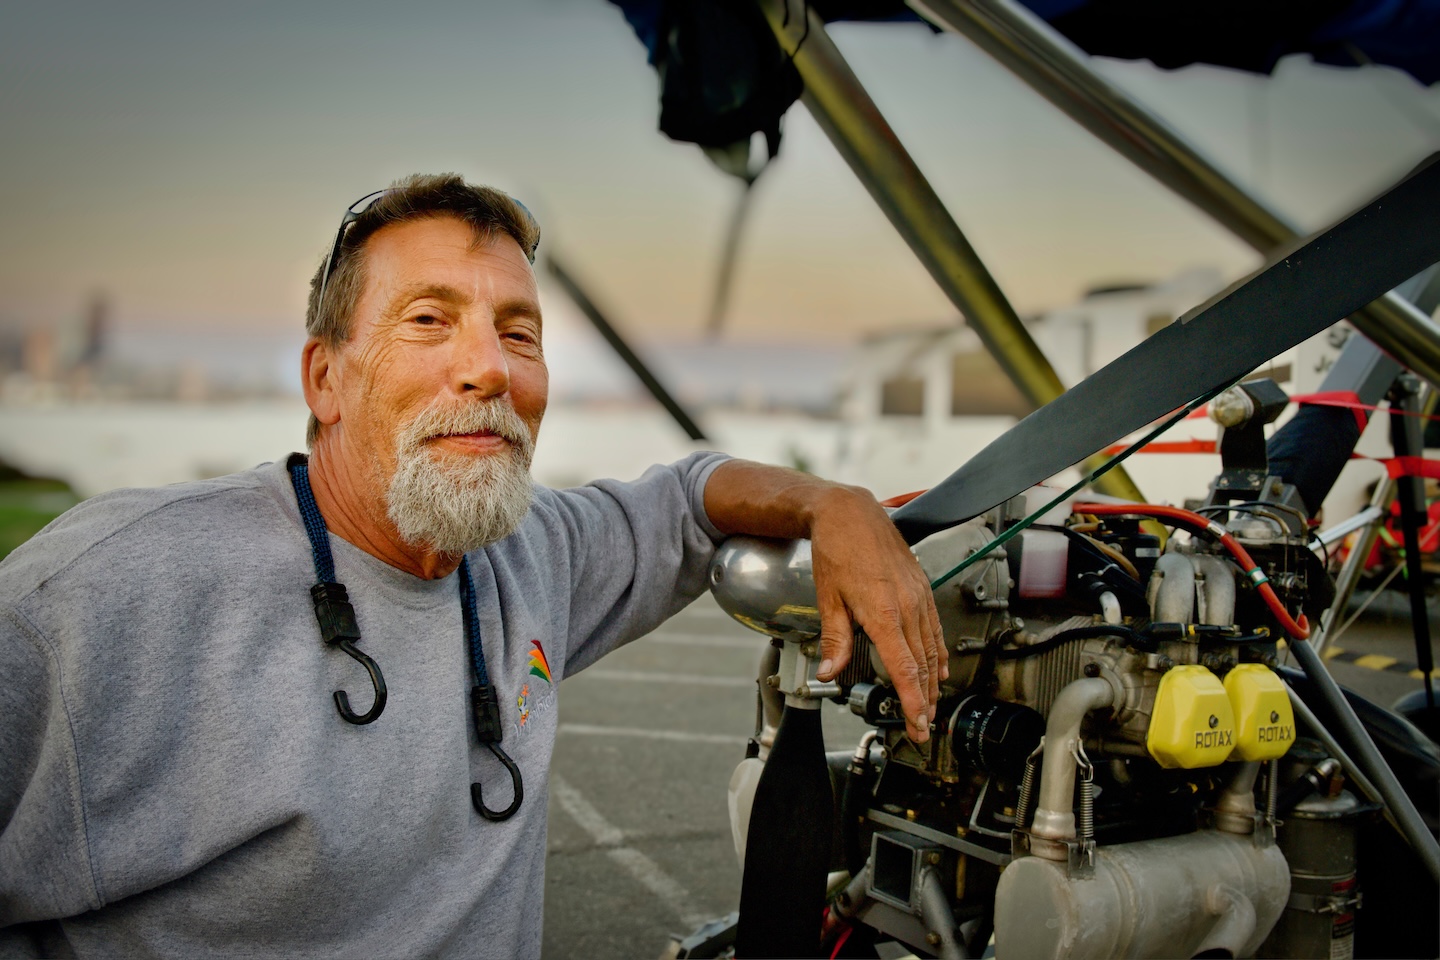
[833,269,1232,498]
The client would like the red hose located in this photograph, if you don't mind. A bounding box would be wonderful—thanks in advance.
[1074,502,1311,640]
[881,489,926,508]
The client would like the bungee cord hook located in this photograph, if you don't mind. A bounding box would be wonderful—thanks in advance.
[468,680,524,821]
[331,633,388,725]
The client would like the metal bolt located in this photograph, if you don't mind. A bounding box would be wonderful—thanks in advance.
[1083,663,1100,678]
[1208,714,1219,729]
[926,851,942,865]
[926,933,942,946]
[1270,710,1280,723]
[765,674,780,688]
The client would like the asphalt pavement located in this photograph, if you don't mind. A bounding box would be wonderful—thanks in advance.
[541,588,1439,959]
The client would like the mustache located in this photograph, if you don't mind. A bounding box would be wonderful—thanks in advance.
[397,397,533,454]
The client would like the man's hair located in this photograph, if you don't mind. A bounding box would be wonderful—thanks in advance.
[304,173,541,446]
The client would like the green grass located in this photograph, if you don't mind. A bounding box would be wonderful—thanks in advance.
[0,479,79,560]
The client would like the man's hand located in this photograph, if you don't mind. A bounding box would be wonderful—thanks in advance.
[704,461,945,743]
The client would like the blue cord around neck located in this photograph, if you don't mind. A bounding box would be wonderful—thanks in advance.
[290,459,337,584]
[288,455,493,692]
[458,555,490,688]
[287,453,520,818]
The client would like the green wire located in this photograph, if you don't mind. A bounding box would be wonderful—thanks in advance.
[928,388,1225,592]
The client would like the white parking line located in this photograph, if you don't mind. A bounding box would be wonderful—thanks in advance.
[550,775,709,929]
[581,669,755,688]
[559,722,748,746]
[676,604,734,620]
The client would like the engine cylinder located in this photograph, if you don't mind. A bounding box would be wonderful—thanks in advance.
[994,830,1289,959]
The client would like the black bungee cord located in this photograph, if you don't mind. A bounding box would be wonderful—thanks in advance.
[287,453,523,821]
[459,553,524,821]
[289,454,388,725]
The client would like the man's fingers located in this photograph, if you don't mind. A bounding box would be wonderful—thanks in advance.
[932,606,948,682]
[895,590,939,724]
[918,594,941,712]
[868,613,929,741]
[815,592,853,682]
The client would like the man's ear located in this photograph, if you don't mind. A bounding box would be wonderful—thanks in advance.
[301,338,342,429]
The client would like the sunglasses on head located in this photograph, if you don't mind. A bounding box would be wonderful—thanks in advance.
[315,188,541,312]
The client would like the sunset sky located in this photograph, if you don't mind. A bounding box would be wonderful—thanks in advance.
[3,0,1439,384]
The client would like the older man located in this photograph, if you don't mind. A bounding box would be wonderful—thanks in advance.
[0,175,942,958]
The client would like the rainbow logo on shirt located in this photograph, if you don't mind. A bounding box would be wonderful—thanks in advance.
[527,640,552,685]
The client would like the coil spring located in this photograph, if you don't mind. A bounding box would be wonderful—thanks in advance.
[1074,742,1095,841]
[1265,759,1279,822]
[1015,742,1043,829]
[1016,759,1038,829]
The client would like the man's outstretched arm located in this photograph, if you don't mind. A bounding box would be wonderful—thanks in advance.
[703,460,945,744]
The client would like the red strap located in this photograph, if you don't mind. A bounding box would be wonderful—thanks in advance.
[1099,443,1440,482]
[1385,456,1440,480]
[1289,391,1368,433]
[1182,390,1402,433]
[1102,439,1217,456]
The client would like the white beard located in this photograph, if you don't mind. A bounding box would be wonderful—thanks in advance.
[386,397,536,555]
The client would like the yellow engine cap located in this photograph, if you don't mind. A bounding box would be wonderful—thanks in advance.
[1224,663,1296,761]
[1147,665,1237,769]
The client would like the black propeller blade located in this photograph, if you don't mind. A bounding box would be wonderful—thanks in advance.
[892,152,1440,545]
[735,704,833,958]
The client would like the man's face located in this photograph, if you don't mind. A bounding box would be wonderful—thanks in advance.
[321,215,548,550]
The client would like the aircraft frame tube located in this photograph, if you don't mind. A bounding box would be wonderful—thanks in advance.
[908,0,1440,387]
[756,0,1145,503]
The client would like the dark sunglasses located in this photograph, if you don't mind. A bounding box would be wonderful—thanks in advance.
[315,188,541,312]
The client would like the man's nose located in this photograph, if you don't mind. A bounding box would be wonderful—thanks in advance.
[451,323,510,398]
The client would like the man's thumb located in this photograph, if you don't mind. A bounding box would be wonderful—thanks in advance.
[816,623,853,681]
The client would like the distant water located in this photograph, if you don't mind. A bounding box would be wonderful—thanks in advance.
[0,400,842,497]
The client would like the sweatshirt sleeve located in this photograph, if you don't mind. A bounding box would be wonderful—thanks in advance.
[543,452,730,676]
[0,605,103,933]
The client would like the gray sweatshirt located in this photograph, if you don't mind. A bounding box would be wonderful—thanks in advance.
[0,452,728,959]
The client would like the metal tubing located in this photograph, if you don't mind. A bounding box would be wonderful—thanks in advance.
[908,0,1288,251]
[1389,384,1437,705]
[1213,761,1261,836]
[757,0,1144,503]
[908,0,1440,388]
[918,867,969,960]
[1031,677,1116,848]
[1315,505,1384,549]
[545,256,708,441]
[1284,686,1384,809]
[1288,632,1440,885]
[1357,297,1440,390]
[1316,476,1395,656]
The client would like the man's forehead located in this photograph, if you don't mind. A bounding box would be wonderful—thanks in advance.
[366,218,539,304]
